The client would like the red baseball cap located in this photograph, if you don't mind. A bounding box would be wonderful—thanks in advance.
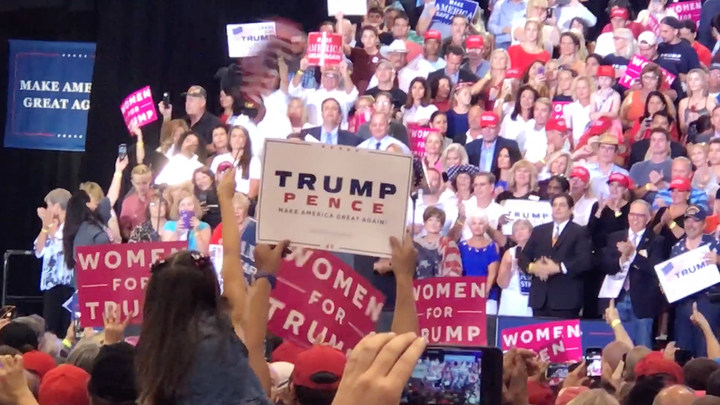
[272,341,305,364]
[480,111,500,128]
[424,29,442,42]
[634,351,684,384]
[669,177,692,192]
[466,35,484,49]
[38,365,90,405]
[610,6,629,20]
[570,166,590,183]
[505,68,522,80]
[23,350,57,379]
[597,65,615,79]
[607,172,630,188]
[292,345,347,390]
[546,117,569,133]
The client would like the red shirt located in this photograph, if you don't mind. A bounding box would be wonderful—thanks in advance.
[508,45,550,77]
[210,224,223,245]
[119,193,150,234]
[601,22,645,39]
[693,41,712,67]
[349,47,381,95]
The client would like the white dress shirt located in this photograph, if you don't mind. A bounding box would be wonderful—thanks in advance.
[572,194,598,227]
[155,154,203,186]
[358,135,412,153]
[516,120,547,162]
[499,113,527,141]
[461,198,506,240]
[564,101,592,145]
[287,84,359,129]
[619,229,645,290]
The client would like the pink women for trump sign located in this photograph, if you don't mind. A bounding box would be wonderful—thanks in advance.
[75,242,187,327]
[408,125,439,159]
[618,55,676,89]
[667,1,701,23]
[267,247,385,354]
[120,86,157,132]
[413,277,488,346]
[500,320,583,362]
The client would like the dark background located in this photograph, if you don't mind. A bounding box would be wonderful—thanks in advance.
[0,0,328,313]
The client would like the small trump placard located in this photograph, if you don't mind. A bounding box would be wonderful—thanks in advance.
[654,245,720,303]
[256,140,413,258]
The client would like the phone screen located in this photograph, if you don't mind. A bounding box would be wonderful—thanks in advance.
[586,349,602,378]
[545,363,569,385]
[537,67,546,76]
[401,348,482,405]
[118,143,128,160]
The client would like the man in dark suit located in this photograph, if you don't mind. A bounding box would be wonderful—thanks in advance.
[300,98,361,146]
[599,200,665,348]
[519,193,593,319]
[465,111,519,174]
[427,45,479,86]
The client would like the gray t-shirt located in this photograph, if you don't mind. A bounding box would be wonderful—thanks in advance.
[629,158,673,202]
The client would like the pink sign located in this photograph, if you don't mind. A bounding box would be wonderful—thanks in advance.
[667,0,701,23]
[349,107,374,133]
[414,277,488,346]
[645,15,661,36]
[306,32,344,66]
[268,248,385,354]
[75,242,187,327]
[408,125,440,159]
[551,101,570,120]
[500,320,583,363]
[618,55,677,89]
[120,86,157,133]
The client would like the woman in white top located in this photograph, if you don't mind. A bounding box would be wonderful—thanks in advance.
[635,0,678,26]
[158,119,190,158]
[207,124,230,172]
[229,126,261,198]
[402,77,438,127]
[563,75,594,145]
[500,85,539,141]
[287,97,313,133]
[154,131,204,186]
[497,219,533,317]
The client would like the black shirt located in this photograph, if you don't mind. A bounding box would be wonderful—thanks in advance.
[184,111,223,146]
[603,54,630,70]
[366,86,407,110]
[657,39,701,75]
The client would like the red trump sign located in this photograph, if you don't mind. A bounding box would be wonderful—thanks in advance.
[306,32,344,66]
[75,242,186,327]
[268,247,385,354]
[414,277,488,346]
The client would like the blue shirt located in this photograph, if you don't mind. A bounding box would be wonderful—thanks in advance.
[653,187,709,211]
[488,0,527,45]
[163,220,211,251]
[321,127,339,144]
[583,163,629,200]
[479,139,497,172]
[459,241,500,300]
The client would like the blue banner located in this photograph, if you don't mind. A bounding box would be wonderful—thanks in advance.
[431,0,479,25]
[4,40,96,152]
[495,316,615,352]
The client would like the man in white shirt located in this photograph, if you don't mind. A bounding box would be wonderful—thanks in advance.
[461,105,484,144]
[417,30,447,73]
[407,168,458,235]
[569,166,597,227]
[531,117,571,170]
[288,60,359,128]
[583,133,630,199]
[517,98,552,157]
[456,172,506,240]
[358,111,412,153]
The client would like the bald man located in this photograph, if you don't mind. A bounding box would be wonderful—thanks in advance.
[625,346,652,381]
[603,341,632,372]
[653,385,697,405]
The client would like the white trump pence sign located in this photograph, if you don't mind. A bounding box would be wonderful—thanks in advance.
[501,199,552,235]
[654,245,720,303]
[256,140,413,258]
[227,22,276,58]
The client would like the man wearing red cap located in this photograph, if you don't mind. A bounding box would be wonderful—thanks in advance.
[530,117,570,170]
[286,345,346,405]
[596,7,645,56]
[653,157,709,211]
[465,111,519,174]
[427,45,479,86]
[416,30,447,73]
[569,166,597,227]
[462,35,490,78]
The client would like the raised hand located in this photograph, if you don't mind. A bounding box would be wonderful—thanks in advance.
[390,231,417,279]
[255,240,291,276]
[604,298,620,325]
[103,308,132,345]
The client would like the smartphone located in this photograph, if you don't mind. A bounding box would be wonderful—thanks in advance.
[674,350,693,367]
[537,66,546,76]
[546,8,553,19]
[162,92,170,108]
[400,346,503,405]
[72,318,82,341]
[585,348,603,378]
[545,363,569,385]
[180,210,194,230]
[118,143,128,160]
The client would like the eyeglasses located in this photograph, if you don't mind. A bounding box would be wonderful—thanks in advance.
[151,251,212,274]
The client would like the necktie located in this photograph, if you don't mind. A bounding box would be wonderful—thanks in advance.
[623,233,639,291]
[552,224,560,246]
[324,133,333,145]
[375,141,382,150]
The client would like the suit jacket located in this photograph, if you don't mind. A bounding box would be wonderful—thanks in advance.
[518,221,593,312]
[427,68,479,86]
[599,229,666,319]
[301,126,362,146]
[465,136,520,174]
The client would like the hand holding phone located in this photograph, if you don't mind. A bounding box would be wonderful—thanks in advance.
[118,143,128,160]
[163,92,170,108]
[585,348,602,378]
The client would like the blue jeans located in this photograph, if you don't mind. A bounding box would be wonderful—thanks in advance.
[675,295,720,358]
[616,293,654,348]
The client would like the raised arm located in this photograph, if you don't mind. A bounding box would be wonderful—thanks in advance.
[390,231,419,335]
[107,157,129,206]
[132,125,145,164]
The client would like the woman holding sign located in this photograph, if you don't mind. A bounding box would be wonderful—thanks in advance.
[497,219,534,317]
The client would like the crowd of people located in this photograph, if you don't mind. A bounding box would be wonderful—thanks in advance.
[5,0,720,403]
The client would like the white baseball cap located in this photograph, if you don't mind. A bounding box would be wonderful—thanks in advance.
[638,31,657,46]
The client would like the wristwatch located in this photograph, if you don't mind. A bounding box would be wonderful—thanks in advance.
[256,272,277,289]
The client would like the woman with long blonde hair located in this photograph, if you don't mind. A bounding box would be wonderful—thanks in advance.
[471,49,510,112]
[679,69,718,135]
[508,19,550,78]
[495,159,541,204]
[510,0,560,54]
[287,97,311,133]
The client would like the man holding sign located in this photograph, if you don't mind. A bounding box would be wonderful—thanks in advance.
[669,205,720,357]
